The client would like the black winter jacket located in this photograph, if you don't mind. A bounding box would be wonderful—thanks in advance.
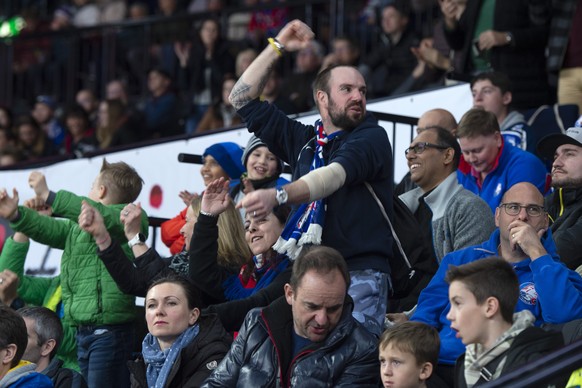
[202,296,380,387]
[545,187,582,270]
[454,327,563,387]
[128,314,232,388]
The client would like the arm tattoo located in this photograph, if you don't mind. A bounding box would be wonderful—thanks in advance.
[230,81,253,110]
[256,67,272,95]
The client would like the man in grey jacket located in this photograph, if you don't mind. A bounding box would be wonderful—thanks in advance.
[400,126,495,262]
[202,246,379,387]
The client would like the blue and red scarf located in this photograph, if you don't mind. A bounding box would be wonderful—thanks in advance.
[273,120,338,259]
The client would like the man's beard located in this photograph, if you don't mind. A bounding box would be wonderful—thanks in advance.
[328,97,365,132]
[551,172,582,189]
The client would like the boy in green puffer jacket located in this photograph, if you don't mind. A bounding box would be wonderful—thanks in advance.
[0,159,148,388]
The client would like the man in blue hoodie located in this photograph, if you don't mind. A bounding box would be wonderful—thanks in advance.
[411,182,582,385]
[0,306,52,387]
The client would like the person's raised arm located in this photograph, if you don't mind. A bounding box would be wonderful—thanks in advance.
[120,202,148,257]
[229,19,314,110]
[78,201,113,251]
[189,178,237,302]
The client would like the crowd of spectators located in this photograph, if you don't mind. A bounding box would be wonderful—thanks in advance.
[0,4,582,386]
[1,0,578,168]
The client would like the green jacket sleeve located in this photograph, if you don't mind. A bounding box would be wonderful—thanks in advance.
[51,190,149,240]
[0,236,55,306]
[10,207,73,250]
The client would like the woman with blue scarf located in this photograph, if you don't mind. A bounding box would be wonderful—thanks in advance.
[128,274,231,387]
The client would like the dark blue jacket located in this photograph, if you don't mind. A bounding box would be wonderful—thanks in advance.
[201,296,380,387]
[237,99,393,273]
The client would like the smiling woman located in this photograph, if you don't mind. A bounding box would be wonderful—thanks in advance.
[129,274,231,388]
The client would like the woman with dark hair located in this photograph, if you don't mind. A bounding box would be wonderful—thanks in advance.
[14,116,57,160]
[194,74,242,133]
[175,17,235,134]
[128,274,231,387]
[62,105,98,157]
[96,99,137,149]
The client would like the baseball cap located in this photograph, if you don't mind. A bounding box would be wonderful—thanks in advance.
[36,95,57,111]
[537,125,582,159]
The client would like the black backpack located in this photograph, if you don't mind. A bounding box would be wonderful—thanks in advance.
[366,183,438,312]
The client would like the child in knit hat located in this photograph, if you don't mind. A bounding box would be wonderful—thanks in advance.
[161,142,245,254]
[231,135,288,219]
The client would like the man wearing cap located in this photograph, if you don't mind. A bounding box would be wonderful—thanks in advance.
[32,95,65,149]
[537,123,582,270]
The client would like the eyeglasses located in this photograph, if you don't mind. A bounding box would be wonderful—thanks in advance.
[499,203,545,217]
[405,142,449,156]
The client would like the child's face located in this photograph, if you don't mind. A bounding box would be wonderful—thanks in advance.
[246,146,279,181]
[446,280,487,345]
[379,344,427,388]
[200,155,229,186]
[88,174,103,202]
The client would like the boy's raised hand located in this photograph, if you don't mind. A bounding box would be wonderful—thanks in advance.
[78,200,110,246]
[0,269,20,306]
[23,197,52,217]
[0,188,19,221]
[28,171,50,202]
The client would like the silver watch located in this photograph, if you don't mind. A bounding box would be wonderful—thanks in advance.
[128,233,146,248]
[275,187,288,205]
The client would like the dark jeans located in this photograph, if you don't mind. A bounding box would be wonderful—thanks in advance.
[76,323,134,388]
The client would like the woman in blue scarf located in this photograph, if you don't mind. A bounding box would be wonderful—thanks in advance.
[128,274,231,388]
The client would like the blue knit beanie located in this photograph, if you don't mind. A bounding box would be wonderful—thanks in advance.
[203,142,246,180]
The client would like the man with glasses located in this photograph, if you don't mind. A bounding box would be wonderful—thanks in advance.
[456,108,548,213]
[399,126,494,262]
[395,108,458,196]
[537,125,582,270]
[409,182,582,386]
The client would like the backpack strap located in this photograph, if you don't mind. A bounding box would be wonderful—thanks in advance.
[477,354,508,384]
[364,182,412,271]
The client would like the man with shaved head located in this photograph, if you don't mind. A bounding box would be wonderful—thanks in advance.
[396,108,458,195]
[416,108,458,136]
[408,182,582,385]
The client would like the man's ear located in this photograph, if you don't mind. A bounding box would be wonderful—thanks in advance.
[419,361,433,381]
[1,344,17,366]
[443,147,455,165]
[284,283,294,306]
[40,339,57,358]
[316,90,327,109]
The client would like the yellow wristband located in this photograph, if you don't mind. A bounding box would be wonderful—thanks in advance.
[268,37,284,56]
